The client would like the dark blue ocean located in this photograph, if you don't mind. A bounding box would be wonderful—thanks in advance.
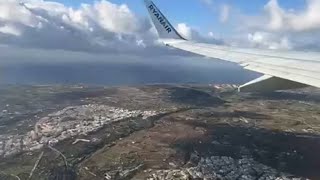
[0,48,260,86]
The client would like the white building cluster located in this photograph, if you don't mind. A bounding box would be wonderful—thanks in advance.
[148,156,308,180]
[0,104,158,158]
[211,84,238,90]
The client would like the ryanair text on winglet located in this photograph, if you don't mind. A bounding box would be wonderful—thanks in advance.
[148,4,172,33]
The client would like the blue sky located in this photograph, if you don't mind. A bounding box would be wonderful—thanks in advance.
[48,0,306,35]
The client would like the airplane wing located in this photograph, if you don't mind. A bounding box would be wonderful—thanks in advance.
[144,0,320,92]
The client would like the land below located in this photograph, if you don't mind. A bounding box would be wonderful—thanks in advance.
[0,84,320,180]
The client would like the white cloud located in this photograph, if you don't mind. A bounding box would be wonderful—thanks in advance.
[264,0,320,32]
[81,1,141,34]
[176,23,223,45]
[236,0,320,33]
[200,0,213,6]
[176,23,193,40]
[247,31,292,50]
[0,0,160,54]
[0,25,21,36]
[0,0,37,27]
[1,0,320,55]
[208,32,215,38]
[224,0,320,50]
[0,0,223,58]
[220,4,230,23]
[264,0,284,31]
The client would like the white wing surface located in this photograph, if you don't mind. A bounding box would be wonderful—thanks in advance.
[144,0,320,92]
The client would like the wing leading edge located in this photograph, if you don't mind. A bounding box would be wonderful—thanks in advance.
[144,0,320,92]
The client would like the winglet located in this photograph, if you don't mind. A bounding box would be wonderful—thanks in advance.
[144,0,186,40]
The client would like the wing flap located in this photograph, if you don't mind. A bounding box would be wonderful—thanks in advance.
[244,65,320,88]
[239,75,308,92]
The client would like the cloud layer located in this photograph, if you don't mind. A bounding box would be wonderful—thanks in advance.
[0,0,157,54]
[233,0,320,50]
[264,0,320,32]
[1,0,320,55]
[0,0,221,56]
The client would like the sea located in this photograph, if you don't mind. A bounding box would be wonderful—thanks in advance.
[0,47,260,86]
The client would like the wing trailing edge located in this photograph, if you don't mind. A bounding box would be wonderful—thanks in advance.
[239,75,308,92]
